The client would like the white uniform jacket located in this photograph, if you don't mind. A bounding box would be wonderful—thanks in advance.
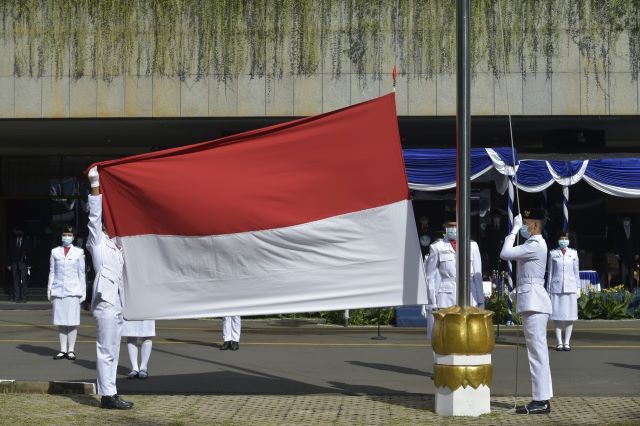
[546,248,580,294]
[87,194,124,310]
[47,245,86,298]
[500,234,552,314]
[424,238,484,308]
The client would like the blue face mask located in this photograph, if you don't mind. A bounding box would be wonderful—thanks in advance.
[61,235,73,247]
[558,239,569,249]
[519,224,531,239]
[446,227,457,241]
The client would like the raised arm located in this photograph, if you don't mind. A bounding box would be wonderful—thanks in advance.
[87,166,104,248]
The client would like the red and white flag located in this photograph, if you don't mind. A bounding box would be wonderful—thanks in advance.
[90,94,426,320]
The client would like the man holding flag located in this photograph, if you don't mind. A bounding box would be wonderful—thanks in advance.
[87,167,134,410]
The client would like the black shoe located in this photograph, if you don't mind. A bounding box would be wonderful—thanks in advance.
[100,395,133,410]
[66,351,76,360]
[563,344,571,352]
[515,400,551,414]
[230,341,239,351]
[220,341,231,351]
[114,395,134,407]
[53,352,66,360]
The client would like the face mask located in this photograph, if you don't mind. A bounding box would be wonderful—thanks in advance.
[519,224,531,239]
[623,220,631,227]
[558,239,569,249]
[446,227,457,240]
[61,235,73,247]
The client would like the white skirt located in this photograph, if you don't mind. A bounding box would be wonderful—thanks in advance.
[52,296,81,326]
[122,319,156,337]
[550,293,578,321]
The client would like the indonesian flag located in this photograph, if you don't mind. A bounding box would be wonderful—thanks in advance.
[89,93,427,320]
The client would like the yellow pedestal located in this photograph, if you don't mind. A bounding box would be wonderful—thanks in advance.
[432,306,494,417]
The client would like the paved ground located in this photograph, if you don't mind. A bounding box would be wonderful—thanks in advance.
[1,394,639,425]
[0,305,639,424]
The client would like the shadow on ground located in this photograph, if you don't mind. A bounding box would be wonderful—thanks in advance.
[346,360,433,379]
[606,362,640,371]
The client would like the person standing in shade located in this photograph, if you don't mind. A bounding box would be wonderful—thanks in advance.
[87,166,134,410]
[547,232,580,352]
[616,216,639,291]
[500,208,553,415]
[220,316,241,351]
[424,212,484,310]
[423,212,484,338]
[7,227,31,303]
[123,319,156,379]
[47,226,86,360]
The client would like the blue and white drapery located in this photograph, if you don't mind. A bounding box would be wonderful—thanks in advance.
[404,147,518,191]
[514,159,640,197]
[513,158,640,232]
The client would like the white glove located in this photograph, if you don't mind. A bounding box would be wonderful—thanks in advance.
[88,166,100,188]
[47,289,51,302]
[511,214,523,235]
[420,305,427,318]
[26,267,31,276]
[80,294,86,303]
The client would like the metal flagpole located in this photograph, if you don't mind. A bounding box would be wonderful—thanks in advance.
[456,0,471,308]
[433,2,492,415]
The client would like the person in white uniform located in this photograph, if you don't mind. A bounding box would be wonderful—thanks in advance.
[123,318,156,379]
[424,214,484,309]
[547,232,579,352]
[47,225,85,361]
[87,166,133,410]
[500,208,553,415]
[423,213,484,338]
[220,316,241,351]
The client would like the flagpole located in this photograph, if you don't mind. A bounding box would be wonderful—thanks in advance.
[456,0,471,308]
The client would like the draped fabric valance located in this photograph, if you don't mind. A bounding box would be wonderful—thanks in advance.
[404,148,640,198]
[513,159,640,197]
[404,147,518,191]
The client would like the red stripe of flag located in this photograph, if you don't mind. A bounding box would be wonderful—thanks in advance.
[93,94,408,237]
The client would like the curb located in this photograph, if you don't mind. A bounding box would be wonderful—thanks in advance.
[0,380,95,395]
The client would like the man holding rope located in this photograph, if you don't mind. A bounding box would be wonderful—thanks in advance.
[500,208,553,415]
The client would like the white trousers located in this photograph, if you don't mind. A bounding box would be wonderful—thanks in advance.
[222,316,241,342]
[93,299,123,396]
[522,312,553,401]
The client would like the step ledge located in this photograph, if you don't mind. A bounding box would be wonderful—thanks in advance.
[0,380,95,395]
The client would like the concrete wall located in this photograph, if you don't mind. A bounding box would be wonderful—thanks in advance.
[0,31,637,119]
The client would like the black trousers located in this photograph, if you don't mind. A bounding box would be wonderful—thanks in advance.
[11,261,28,301]
[620,261,636,291]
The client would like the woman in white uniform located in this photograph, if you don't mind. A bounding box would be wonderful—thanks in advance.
[122,318,155,379]
[47,226,86,360]
[546,232,580,351]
